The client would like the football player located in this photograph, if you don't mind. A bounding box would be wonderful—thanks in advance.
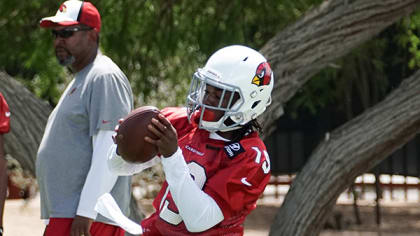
[109,45,273,235]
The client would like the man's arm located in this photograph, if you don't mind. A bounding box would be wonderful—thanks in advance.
[0,134,7,235]
[71,130,118,236]
[72,71,133,235]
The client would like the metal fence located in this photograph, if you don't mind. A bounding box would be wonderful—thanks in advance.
[265,112,420,178]
[262,112,420,207]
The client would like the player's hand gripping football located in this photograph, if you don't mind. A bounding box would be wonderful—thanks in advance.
[112,119,124,149]
[145,113,178,158]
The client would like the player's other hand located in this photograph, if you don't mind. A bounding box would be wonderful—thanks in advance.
[112,118,124,144]
[145,113,178,157]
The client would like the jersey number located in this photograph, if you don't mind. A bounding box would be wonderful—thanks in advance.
[252,147,270,174]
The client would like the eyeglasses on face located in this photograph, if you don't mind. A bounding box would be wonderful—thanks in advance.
[51,27,92,39]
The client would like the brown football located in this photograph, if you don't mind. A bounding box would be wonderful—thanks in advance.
[116,106,160,163]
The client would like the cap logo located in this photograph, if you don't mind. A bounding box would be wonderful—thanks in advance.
[251,62,272,87]
[59,3,67,13]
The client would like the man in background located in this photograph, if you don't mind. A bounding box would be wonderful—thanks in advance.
[37,1,133,236]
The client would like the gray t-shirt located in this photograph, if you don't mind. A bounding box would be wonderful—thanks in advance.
[36,52,133,224]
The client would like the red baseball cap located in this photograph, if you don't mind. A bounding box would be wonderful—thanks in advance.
[40,0,101,32]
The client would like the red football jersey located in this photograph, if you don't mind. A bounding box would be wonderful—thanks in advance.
[141,107,271,235]
[0,93,10,134]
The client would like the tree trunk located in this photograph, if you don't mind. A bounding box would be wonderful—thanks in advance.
[258,0,420,235]
[269,69,420,235]
[0,72,51,176]
[260,0,420,139]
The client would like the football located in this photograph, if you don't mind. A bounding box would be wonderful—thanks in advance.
[115,106,160,163]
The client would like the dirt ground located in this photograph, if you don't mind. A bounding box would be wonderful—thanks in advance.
[4,195,420,236]
[243,201,420,236]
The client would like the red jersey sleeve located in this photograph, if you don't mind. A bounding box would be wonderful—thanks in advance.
[205,135,271,219]
[0,93,10,134]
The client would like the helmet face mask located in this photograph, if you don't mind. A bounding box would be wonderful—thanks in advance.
[186,45,274,132]
[187,71,244,132]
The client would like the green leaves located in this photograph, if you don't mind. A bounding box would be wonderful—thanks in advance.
[97,0,321,107]
[398,11,420,69]
[1,0,414,113]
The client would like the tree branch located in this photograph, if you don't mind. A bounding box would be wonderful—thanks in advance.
[260,0,420,139]
[0,72,51,176]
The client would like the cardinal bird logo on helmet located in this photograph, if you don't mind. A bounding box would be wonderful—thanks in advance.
[59,3,67,13]
[252,62,272,87]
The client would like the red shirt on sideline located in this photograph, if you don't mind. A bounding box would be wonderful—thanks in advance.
[0,93,10,134]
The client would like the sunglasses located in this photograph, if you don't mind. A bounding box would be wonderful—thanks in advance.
[51,27,92,39]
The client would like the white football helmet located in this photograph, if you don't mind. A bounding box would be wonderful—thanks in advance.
[186,45,274,132]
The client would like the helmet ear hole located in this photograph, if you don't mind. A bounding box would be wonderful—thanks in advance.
[251,101,260,109]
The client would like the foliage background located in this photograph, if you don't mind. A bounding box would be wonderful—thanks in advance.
[1,0,322,106]
[0,0,419,119]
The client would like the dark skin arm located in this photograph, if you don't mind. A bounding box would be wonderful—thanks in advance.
[70,214,93,236]
[144,113,178,158]
[0,134,7,229]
